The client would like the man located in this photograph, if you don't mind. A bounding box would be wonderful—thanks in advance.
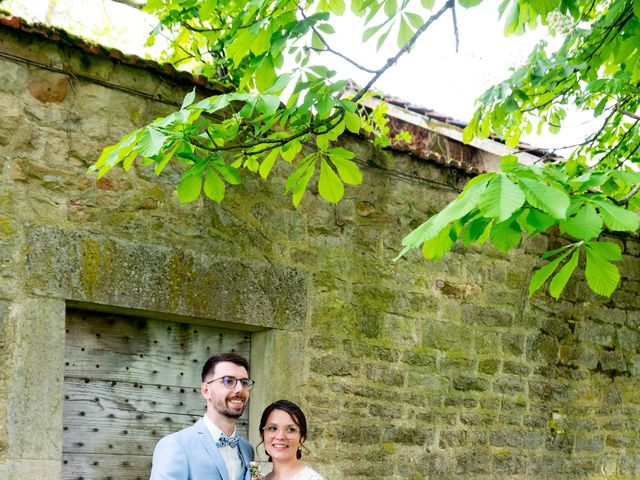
[150,352,255,480]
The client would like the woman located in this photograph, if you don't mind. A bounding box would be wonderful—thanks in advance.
[255,399,325,480]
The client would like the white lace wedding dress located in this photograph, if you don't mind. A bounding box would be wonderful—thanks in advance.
[260,465,325,480]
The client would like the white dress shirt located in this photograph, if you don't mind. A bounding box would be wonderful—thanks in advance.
[203,415,243,480]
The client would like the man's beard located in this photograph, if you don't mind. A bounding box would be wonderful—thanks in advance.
[215,395,246,418]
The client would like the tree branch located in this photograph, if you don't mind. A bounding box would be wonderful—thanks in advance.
[352,0,454,103]
[300,8,378,74]
[618,182,640,206]
[451,1,459,53]
[620,109,640,121]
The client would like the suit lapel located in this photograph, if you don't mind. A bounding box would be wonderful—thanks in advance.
[237,442,250,480]
[196,420,229,480]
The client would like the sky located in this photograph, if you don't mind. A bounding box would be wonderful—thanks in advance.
[4,0,597,152]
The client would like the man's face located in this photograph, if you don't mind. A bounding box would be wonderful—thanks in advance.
[201,361,250,420]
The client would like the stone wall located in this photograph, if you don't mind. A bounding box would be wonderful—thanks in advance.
[1,20,639,480]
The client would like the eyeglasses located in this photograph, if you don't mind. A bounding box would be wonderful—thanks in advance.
[206,376,255,390]
[262,424,301,437]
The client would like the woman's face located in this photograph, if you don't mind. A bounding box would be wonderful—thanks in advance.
[262,409,303,462]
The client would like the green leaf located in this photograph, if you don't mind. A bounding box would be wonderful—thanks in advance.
[384,0,397,18]
[519,178,569,219]
[478,174,526,221]
[345,110,361,133]
[177,171,202,203]
[399,175,491,255]
[528,251,569,297]
[362,22,385,42]
[549,248,580,299]
[281,140,302,162]
[194,94,230,112]
[212,162,241,185]
[181,88,196,110]
[328,150,362,185]
[316,133,331,150]
[318,158,344,203]
[315,95,334,118]
[559,204,603,241]
[256,94,281,115]
[490,218,522,252]
[397,17,414,48]
[285,155,316,207]
[203,167,225,203]
[585,244,620,297]
[317,23,336,34]
[255,55,277,92]
[585,241,621,262]
[259,149,279,179]
[592,200,640,232]
[518,208,555,234]
[138,127,168,158]
[461,216,492,245]
[422,225,456,260]
[458,0,483,7]
[421,0,435,8]
[405,12,423,29]
[265,74,293,94]
[504,2,520,35]
[329,0,346,15]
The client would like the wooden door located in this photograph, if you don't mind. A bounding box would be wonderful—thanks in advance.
[63,309,251,480]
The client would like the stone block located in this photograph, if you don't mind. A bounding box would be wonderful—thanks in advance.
[501,332,526,356]
[438,430,467,448]
[455,449,490,475]
[444,396,477,408]
[462,304,513,328]
[413,451,454,477]
[628,353,640,376]
[363,363,404,386]
[491,451,526,474]
[599,350,627,372]
[422,320,474,351]
[527,455,567,475]
[503,360,530,375]
[401,350,437,368]
[407,373,448,393]
[382,313,418,345]
[0,459,61,480]
[560,343,598,369]
[527,334,559,364]
[453,375,489,392]
[574,434,605,452]
[4,297,65,459]
[478,358,500,374]
[616,326,640,351]
[368,403,404,419]
[310,355,359,377]
[382,425,433,445]
[438,352,476,373]
[335,424,382,445]
[489,430,544,449]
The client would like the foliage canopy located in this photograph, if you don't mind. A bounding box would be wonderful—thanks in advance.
[92,0,640,299]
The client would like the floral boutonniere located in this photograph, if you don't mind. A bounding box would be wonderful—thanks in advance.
[249,461,261,480]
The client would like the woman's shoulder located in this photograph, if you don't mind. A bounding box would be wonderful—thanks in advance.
[296,465,325,480]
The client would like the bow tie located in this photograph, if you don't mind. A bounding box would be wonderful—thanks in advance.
[216,433,239,448]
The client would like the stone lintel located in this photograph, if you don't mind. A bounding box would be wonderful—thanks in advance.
[26,226,307,330]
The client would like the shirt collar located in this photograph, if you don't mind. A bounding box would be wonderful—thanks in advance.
[203,414,237,441]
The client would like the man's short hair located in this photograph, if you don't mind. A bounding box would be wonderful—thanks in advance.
[201,352,250,381]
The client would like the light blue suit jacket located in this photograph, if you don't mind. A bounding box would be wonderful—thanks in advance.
[150,419,254,480]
